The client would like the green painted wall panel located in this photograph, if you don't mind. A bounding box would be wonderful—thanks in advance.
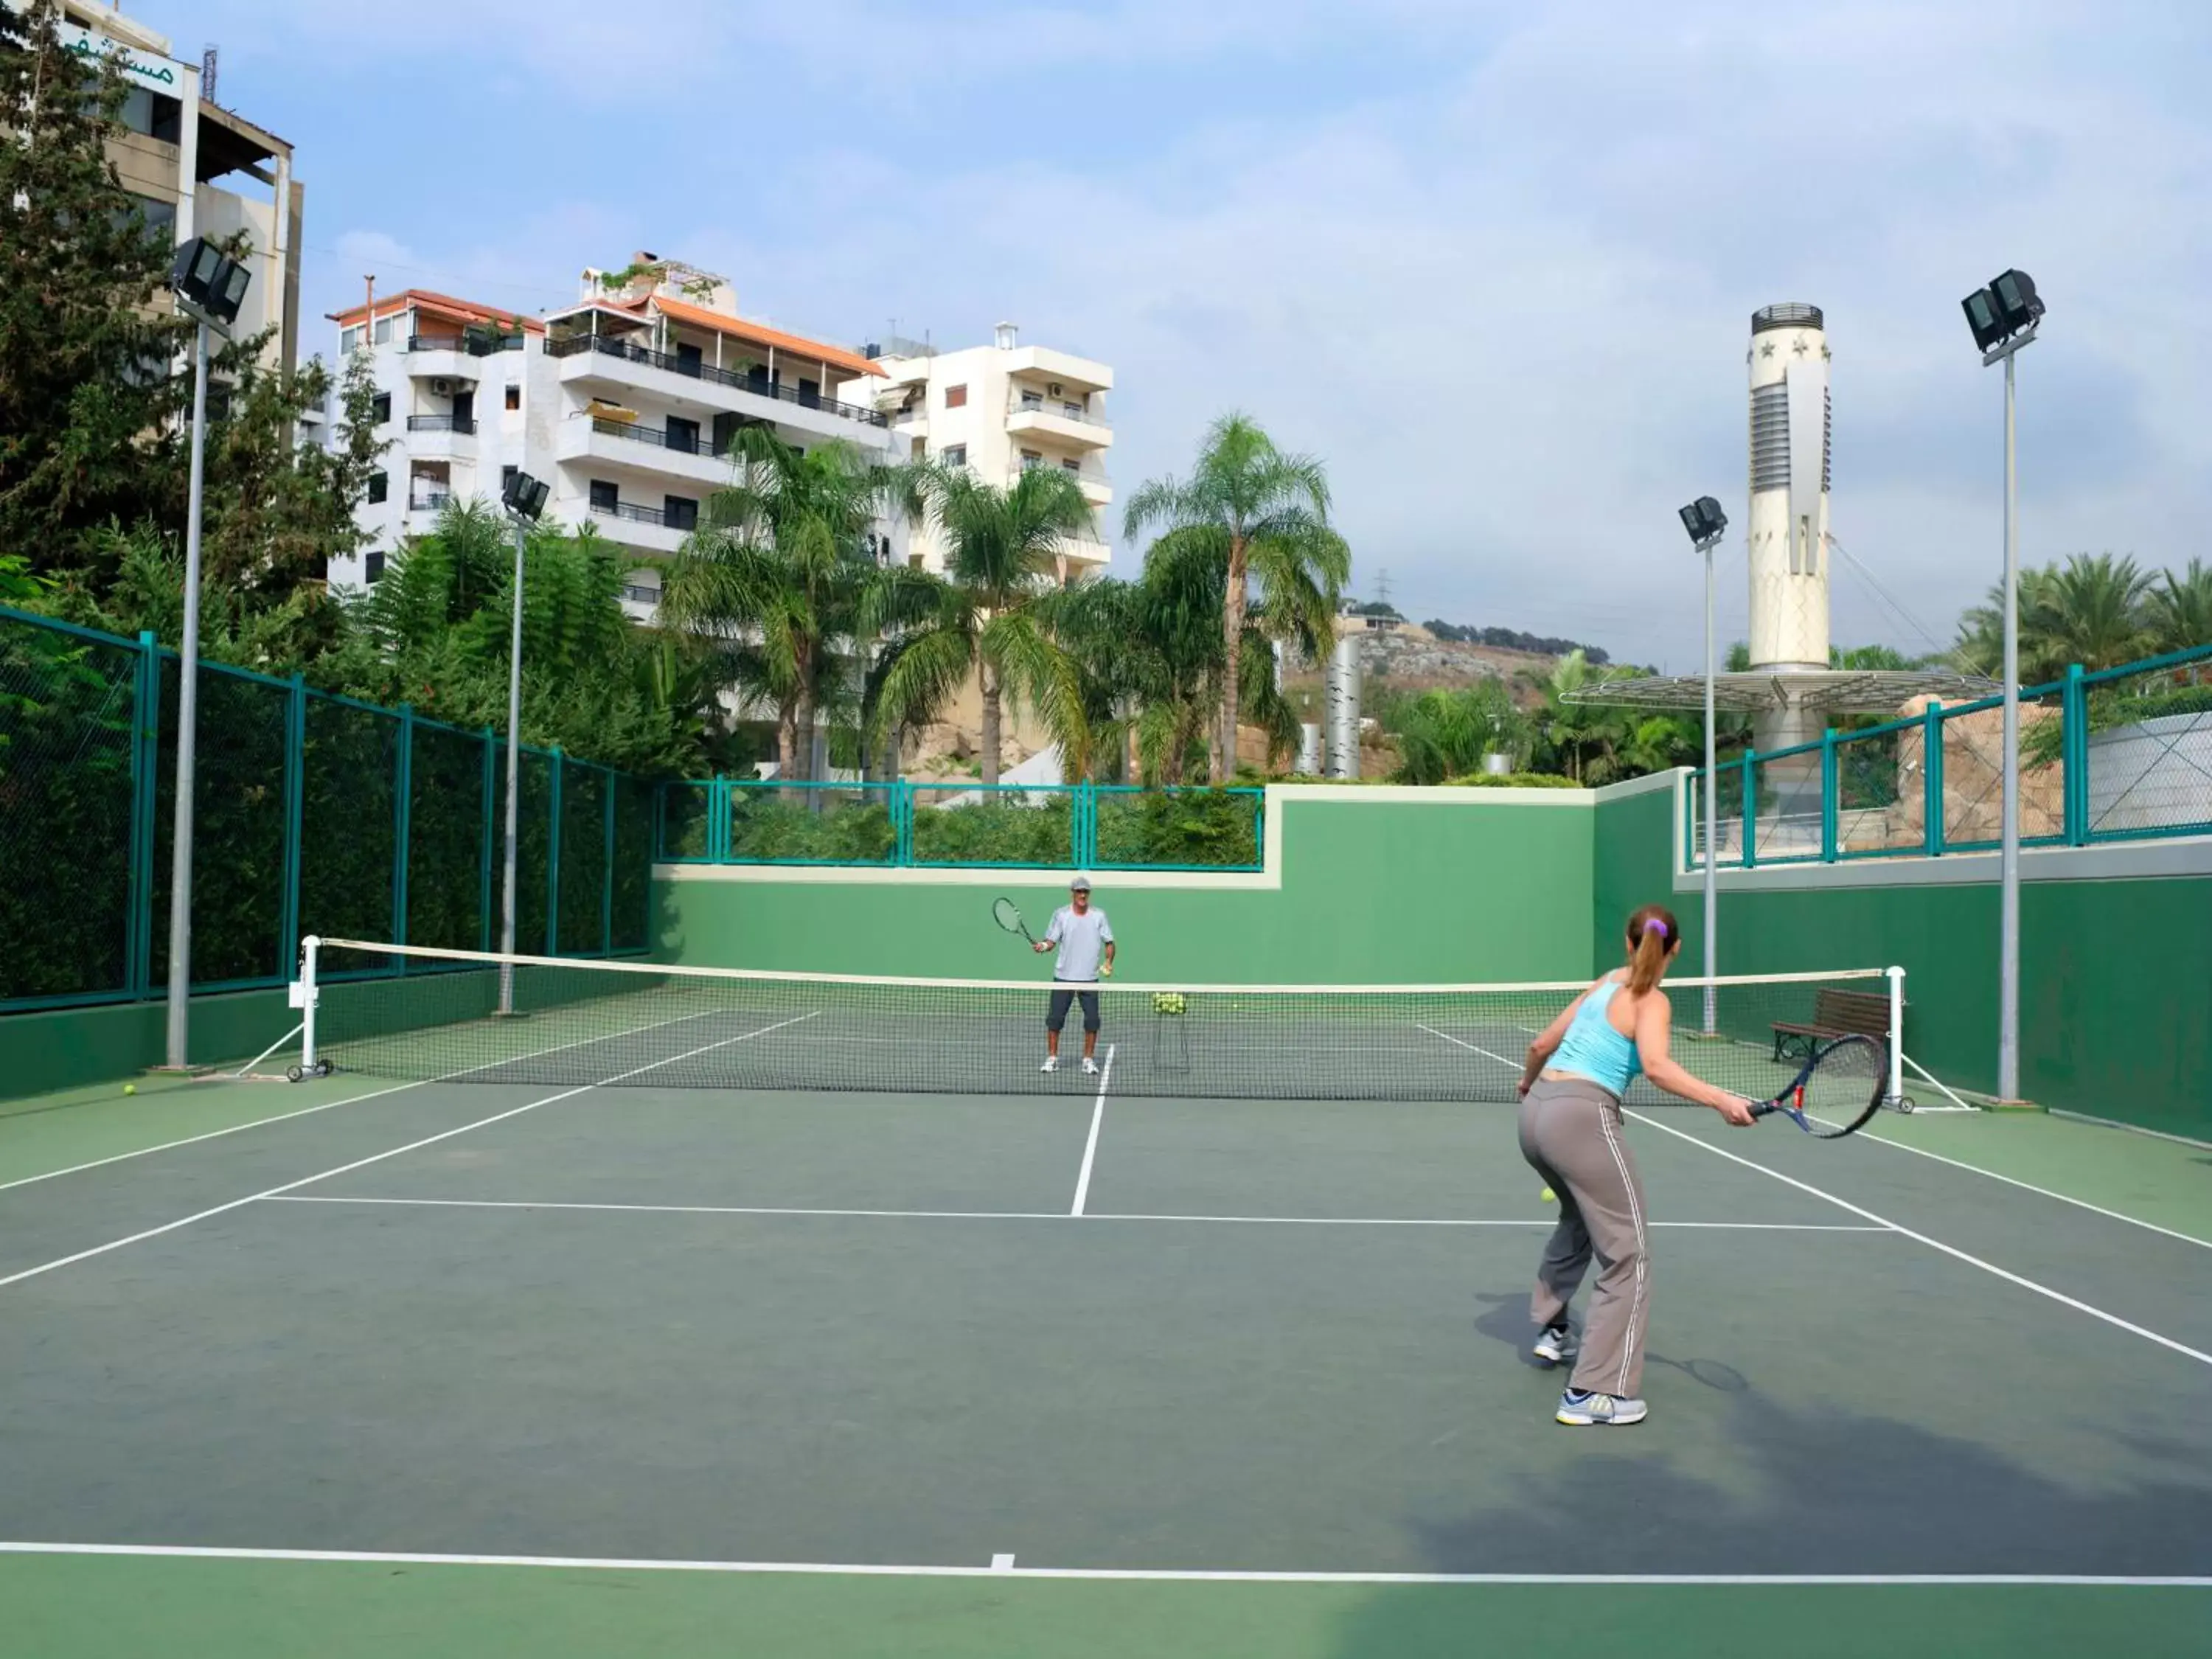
[0,987,295,1099]
[658,798,1596,987]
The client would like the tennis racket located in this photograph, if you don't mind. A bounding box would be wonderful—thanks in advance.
[1748,1033,1890,1139]
[992,897,1037,946]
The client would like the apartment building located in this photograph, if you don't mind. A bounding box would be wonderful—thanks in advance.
[326,257,897,614]
[860,323,1114,578]
[15,1,305,378]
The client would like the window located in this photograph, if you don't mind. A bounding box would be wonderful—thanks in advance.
[502,465,518,493]
[945,383,967,409]
[1062,402,1085,420]
[1061,458,1081,473]
[940,444,967,467]
[675,342,703,378]
[664,495,699,532]
[1020,450,1043,471]
[124,192,176,243]
[372,317,393,345]
[504,384,521,411]
[341,326,364,355]
[370,392,391,425]
[1019,390,1043,409]
[367,472,389,504]
[119,88,183,143]
[588,480,619,512]
[797,378,820,408]
[365,551,388,585]
[665,415,700,455]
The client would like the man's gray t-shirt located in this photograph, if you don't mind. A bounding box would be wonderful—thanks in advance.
[1045,905,1113,982]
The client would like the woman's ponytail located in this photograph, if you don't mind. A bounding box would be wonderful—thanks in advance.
[1625,902,1680,995]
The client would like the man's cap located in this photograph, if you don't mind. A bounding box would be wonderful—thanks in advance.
[1069,873,1093,891]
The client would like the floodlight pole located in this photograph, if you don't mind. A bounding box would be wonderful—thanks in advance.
[163,319,212,1071]
[499,512,526,1015]
[1989,326,2034,1102]
[1700,529,1721,1036]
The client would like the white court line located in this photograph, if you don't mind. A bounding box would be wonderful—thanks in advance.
[1846,1130,2212,1253]
[1069,1043,1116,1217]
[0,1542,2202,1587]
[262,1194,1887,1232]
[990,1553,1016,1571]
[1417,1024,1523,1071]
[0,1078,431,1197]
[0,1012,820,1295]
[0,1002,758,1200]
[1624,1109,2212,1370]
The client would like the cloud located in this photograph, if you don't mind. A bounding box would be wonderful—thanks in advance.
[189,0,2212,659]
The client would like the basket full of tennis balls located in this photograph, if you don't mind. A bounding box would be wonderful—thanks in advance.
[1152,992,1186,1016]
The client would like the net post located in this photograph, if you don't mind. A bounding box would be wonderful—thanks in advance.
[1886,964,1906,1105]
[298,935,321,1074]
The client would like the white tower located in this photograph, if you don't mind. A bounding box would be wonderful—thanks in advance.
[1747,303,1832,782]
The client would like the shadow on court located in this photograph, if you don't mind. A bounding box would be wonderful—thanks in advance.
[1324,1310,2212,1656]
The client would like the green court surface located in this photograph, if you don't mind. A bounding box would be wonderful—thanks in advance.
[1,1057,2208,1657]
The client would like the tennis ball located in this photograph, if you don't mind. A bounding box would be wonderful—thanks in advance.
[122,1083,137,1096]
[1539,1186,1555,1203]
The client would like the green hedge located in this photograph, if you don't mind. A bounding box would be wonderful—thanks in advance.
[1094,790,1259,866]
[728,793,898,863]
[911,796,1074,866]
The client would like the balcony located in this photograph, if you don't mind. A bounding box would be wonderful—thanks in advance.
[544,333,889,441]
[406,414,477,434]
[619,580,664,622]
[1006,399,1113,450]
[585,498,694,556]
[407,332,526,356]
[407,491,453,513]
[555,416,731,490]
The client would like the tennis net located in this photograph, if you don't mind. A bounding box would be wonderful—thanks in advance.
[300,938,1902,1105]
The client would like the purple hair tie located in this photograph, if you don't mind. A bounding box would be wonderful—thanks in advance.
[1644,919,1669,939]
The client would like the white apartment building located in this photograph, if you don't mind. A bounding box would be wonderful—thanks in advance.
[326,257,897,615]
[859,323,1114,578]
[13,1,305,379]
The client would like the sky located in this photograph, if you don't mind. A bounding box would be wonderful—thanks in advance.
[151,0,2212,670]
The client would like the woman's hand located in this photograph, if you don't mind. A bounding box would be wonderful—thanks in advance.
[1714,1093,1756,1127]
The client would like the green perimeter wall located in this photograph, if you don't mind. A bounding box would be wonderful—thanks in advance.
[657,792,1599,986]
[0,987,302,1100]
[1595,782,2211,1141]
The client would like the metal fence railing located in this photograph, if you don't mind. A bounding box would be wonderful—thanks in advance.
[655,780,1266,872]
[0,605,657,1011]
[1684,642,2212,871]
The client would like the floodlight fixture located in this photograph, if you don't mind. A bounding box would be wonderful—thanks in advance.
[169,237,251,333]
[1679,495,1728,549]
[503,470,549,521]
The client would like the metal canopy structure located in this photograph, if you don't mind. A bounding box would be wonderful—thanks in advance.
[1563,667,1999,716]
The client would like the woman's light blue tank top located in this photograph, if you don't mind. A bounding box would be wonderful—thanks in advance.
[1551,979,1642,1098]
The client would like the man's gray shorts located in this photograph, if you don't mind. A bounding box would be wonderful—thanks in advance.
[1047,987,1102,1034]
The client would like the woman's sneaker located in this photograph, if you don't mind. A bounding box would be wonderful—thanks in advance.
[1557,1388,1646,1426]
[1532,1324,1576,1366]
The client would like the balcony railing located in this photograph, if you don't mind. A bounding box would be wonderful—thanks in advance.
[589,498,696,532]
[546,332,888,427]
[406,332,526,355]
[585,416,721,458]
[407,492,452,512]
[406,414,476,434]
[621,582,663,606]
[1011,398,1110,428]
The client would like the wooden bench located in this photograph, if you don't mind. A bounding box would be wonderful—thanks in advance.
[1771,987,1892,1062]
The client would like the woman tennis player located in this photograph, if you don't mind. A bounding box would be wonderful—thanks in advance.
[1514,902,1753,1426]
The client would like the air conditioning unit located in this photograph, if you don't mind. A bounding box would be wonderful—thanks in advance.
[1048,383,1062,396]
[429,377,457,397]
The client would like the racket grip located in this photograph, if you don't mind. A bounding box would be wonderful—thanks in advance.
[1747,1099,1780,1119]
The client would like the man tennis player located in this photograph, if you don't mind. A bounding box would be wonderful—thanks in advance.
[1036,874,1114,1075]
[1514,903,1755,1427]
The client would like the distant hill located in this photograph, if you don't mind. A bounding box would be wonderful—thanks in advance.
[1420,619,1610,666]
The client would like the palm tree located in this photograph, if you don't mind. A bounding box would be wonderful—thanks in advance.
[1385,682,1530,785]
[1956,553,2154,683]
[2148,559,2212,655]
[1123,414,1343,783]
[660,427,917,780]
[870,465,1094,786]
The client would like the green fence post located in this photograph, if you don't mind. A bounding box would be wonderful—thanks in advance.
[279,674,305,964]
[893,779,912,866]
[601,765,616,955]
[546,746,564,956]
[1742,750,1759,869]
[710,773,729,863]
[1820,728,1839,863]
[1924,703,1945,857]
[478,726,496,951]
[126,630,162,998]
[392,703,414,954]
[2063,662,2089,845]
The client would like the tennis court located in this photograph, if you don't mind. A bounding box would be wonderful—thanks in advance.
[3,952,2209,1658]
